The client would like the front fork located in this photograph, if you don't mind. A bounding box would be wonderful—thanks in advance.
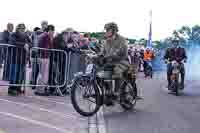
[170,73,179,89]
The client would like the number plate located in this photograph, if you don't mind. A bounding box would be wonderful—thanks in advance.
[85,64,94,74]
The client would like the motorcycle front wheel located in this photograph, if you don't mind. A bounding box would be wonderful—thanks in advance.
[71,77,101,117]
[175,75,180,96]
[169,74,179,96]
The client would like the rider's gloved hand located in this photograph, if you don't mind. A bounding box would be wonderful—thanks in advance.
[164,60,168,64]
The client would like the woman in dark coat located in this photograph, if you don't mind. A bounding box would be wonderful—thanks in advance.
[8,23,30,96]
[48,31,69,95]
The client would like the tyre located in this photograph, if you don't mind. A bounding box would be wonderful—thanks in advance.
[150,73,153,78]
[145,66,152,78]
[120,81,137,110]
[96,78,105,106]
[175,75,179,96]
[150,68,153,78]
[71,77,101,117]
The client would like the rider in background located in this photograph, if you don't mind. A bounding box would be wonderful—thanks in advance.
[143,47,154,76]
[164,39,187,89]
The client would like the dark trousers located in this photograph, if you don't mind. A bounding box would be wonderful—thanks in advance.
[48,53,55,93]
[48,52,67,93]
[31,58,39,89]
[3,56,11,81]
[167,62,185,85]
[8,64,25,92]
[143,60,148,71]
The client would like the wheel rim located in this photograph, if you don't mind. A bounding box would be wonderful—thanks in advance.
[74,81,98,113]
[122,82,137,107]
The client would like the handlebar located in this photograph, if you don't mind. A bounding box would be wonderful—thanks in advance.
[164,59,186,64]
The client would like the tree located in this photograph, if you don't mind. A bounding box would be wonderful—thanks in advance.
[178,26,191,40]
[191,25,200,43]
[138,38,147,46]
[128,39,136,44]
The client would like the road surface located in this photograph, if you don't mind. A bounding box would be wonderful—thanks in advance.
[103,72,200,133]
[0,72,200,133]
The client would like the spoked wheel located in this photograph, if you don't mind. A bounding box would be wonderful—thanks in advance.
[71,78,101,117]
[169,76,180,96]
[145,67,153,78]
[120,81,137,110]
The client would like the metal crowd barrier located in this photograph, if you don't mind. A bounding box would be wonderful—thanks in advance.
[0,44,69,96]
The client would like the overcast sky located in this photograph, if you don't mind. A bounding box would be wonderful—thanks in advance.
[0,0,199,40]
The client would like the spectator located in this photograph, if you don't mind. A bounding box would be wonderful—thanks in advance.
[89,37,101,53]
[41,21,48,32]
[50,31,70,95]
[2,23,14,43]
[2,23,14,80]
[80,33,90,49]
[30,27,42,89]
[62,28,81,84]
[139,49,144,72]
[25,30,33,68]
[8,23,30,96]
[35,25,55,96]
[128,47,141,73]
[63,28,80,49]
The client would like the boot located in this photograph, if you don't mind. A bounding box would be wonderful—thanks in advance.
[180,81,184,90]
[8,87,18,96]
[167,75,171,90]
[104,96,114,106]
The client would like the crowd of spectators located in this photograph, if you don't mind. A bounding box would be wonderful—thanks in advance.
[0,21,155,96]
[0,21,102,96]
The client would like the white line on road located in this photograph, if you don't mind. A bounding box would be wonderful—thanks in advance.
[26,96,67,105]
[0,129,6,133]
[88,107,107,133]
[0,98,86,121]
[0,111,71,133]
[97,107,107,133]
[25,96,80,116]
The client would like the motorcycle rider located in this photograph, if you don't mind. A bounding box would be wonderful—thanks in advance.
[164,39,187,90]
[98,22,132,105]
[143,47,154,77]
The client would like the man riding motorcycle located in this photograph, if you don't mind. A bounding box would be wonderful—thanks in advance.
[164,39,187,90]
[97,22,133,105]
[143,47,154,77]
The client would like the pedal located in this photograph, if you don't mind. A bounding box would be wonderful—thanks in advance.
[136,96,143,100]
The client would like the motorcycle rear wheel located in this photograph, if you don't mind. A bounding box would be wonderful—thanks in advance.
[120,81,137,110]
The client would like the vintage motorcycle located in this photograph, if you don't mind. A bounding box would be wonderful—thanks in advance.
[166,60,185,96]
[70,51,138,117]
[144,60,153,78]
